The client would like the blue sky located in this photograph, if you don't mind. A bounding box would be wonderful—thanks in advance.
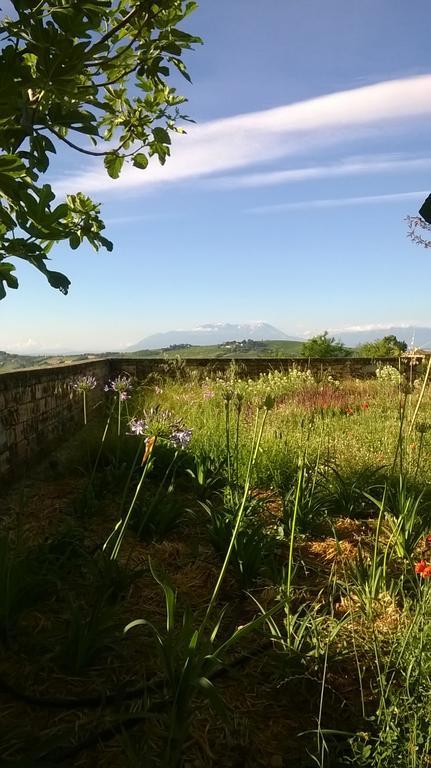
[2,0,431,352]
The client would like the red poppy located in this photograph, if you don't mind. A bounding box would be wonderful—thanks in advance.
[362,402,369,409]
[422,566,431,579]
[415,560,427,574]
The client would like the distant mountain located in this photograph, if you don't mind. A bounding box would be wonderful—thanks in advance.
[129,322,296,351]
[333,326,431,349]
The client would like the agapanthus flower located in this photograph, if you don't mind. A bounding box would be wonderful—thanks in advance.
[73,375,97,392]
[128,418,147,436]
[170,428,192,449]
[105,375,133,395]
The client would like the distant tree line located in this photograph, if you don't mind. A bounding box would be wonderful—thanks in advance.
[301,331,408,359]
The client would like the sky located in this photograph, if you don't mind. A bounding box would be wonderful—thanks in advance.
[2,0,431,352]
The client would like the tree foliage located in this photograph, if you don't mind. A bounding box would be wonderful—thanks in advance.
[301,330,351,359]
[358,335,407,357]
[0,1,200,298]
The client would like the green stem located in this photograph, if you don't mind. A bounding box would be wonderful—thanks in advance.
[414,432,425,482]
[285,458,304,642]
[225,398,232,500]
[117,394,122,437]
[409,354,431,436]
[89,402,115,488]
[391,392,407,475]
[107,438,157,560]
[202,407,268,630]
[127,450,179,562]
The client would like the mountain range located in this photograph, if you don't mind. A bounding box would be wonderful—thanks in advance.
[329,326,431,349]
[128,322,299,350]
[128,323,431,351]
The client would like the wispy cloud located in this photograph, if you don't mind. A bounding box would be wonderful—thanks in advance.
[247,190,428,214]
[211,156,431,189]
[329,323,412,333]
[54,75,431,196]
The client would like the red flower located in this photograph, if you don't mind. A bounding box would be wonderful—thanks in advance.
[415,560,427,574]
[362,402,369,409]
[345,407,354,416]
[422,566,431,579]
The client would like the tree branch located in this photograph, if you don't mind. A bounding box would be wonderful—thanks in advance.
[47,127,110,156]
[85,6,141,58]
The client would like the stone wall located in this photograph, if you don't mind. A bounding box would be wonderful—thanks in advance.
[0,359,110,481]
[0,355,424,481]
[110,355,422,381]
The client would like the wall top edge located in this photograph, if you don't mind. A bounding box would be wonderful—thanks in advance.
[0,354,424,381]
[0,357,110,385]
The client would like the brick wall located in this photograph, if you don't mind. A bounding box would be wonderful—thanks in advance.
[0,359,110,481]
[0,355,424,481]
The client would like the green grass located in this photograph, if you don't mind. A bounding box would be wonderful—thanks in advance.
[127,338,305,358]
[3,363,431,767]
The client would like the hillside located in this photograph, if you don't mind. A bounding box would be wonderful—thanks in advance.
[0,351,108,373]
[0,340,305,372]
[127,339,304,359]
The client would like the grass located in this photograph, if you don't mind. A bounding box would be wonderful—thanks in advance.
[2,363,431,766]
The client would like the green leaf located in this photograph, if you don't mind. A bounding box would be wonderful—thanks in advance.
[197,677,228,722]
[153,126,171,145]
[44,269,70,295]
[104,152,124,179]
[69,233,80,250]
[132,153,149,169]
[0,261,18,300]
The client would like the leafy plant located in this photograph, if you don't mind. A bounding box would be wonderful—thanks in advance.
[185,452,224,500]
[319,464,386,519]
[384,476,431,560]
[203,499,275,588]
[0,1,201,297]
[280,460,327,535]
[131,484,186,540]
[58,594,121,672]
[125,561,281,766]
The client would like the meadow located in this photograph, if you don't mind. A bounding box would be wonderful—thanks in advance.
[2,360,431,767]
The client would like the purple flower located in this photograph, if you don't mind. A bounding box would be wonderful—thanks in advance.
[128,418,147,436]
[120,391,130,401]
[170,428,192,449]
[105,375,133,394]
[73,375,97,392]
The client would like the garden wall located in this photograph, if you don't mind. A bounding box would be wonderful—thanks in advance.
[0,355,424,482]
[110,355,422,380]
[0,359,109,482]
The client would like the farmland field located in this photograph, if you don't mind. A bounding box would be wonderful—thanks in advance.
[2,362,431,767]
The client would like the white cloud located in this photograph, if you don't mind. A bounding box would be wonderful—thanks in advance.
[54,75,431,196]
[247,190,428,214]
[329,323,412,332]
[211,156,431,189]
